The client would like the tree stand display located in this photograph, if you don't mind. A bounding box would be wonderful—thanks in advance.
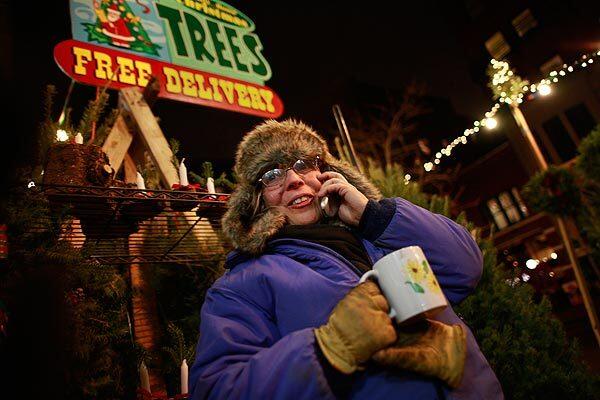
[40,85,226,396]
[43,143,165,239]
[169,184,203,212]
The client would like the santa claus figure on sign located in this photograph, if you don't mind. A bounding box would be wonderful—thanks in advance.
[98,2,136,48]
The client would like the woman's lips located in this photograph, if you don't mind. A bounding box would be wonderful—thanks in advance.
[288,196,314,209]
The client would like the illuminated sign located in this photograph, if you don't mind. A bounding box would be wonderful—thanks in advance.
[54,0,283,118]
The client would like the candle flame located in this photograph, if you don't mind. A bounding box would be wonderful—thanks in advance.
[56,129,69,142]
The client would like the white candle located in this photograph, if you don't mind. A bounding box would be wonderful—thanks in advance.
[74,132,84,144]
[180,359,189,394]
[207,177,215,194]
[179,158,189,187]
[140,361,151,393]
[136,172,146,190]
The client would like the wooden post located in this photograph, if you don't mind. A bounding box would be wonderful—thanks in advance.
[509,105,548,170]
[102,115,133,173]
[122,153,138,184]
[119,88,179,187]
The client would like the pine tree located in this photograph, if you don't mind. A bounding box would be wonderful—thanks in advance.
[1,177,140,399]
[576,125,600,265]
[0,87,138,399]
[363,160,600,399]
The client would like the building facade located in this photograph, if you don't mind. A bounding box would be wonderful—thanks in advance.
[441,0,600,358]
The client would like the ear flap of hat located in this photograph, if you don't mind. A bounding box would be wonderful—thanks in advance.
[221,182,288,255]
[325,158,383,201]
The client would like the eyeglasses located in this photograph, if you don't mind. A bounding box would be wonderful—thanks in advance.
[258,156,322,188]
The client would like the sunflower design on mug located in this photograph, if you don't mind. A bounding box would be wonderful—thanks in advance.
[405,259,443,295]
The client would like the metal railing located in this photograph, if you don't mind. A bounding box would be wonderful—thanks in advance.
[35,184,231,265]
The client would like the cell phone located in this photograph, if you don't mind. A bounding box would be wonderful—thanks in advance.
[318,166,341,218]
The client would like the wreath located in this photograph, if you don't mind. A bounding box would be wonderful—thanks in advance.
[522,165,581,216]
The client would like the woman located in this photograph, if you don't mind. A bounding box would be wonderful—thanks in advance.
[189,120,503,399]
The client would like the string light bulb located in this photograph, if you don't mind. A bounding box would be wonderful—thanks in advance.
[485,117,498,129]
[423,49,599,173]
[538,83,551,96]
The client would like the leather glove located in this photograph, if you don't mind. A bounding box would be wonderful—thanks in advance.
[372,319,467,388]
[314,281,397,374]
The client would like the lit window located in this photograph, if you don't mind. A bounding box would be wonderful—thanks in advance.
[499,192,521,223]
[512,9,538,37]
[487,199,508,229]
[511,188,529,217]
[486,190,530,230]
[485,32,511,60]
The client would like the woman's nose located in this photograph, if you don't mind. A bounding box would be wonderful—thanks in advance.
[284,169,304,191]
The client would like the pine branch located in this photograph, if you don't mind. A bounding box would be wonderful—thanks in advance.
[38,85,59,167]
[201,161,214,179]
[77,92,109,142]
[161,322,196,371]
[189,170,204,185]
[93,108,119,146]
[169,138,180,169]
[215,172,236,190]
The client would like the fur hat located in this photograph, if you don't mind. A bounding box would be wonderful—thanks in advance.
[222,119,382,255]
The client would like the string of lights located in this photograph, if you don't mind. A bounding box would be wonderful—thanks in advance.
[423,49,600,173]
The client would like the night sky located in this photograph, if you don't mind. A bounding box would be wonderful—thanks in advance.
[1,0,497,179]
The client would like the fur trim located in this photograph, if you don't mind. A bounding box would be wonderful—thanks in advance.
[222,119,382,255]
[234,119,327,183]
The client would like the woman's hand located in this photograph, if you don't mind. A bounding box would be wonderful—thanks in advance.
[317,171,368,226]
[372,319,467,388]
[314,281,397,374]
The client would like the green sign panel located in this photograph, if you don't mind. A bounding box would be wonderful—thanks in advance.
[154,0,271,84]
[64,0,282,117]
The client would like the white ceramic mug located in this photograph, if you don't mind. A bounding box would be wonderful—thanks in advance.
[359,246,447,324]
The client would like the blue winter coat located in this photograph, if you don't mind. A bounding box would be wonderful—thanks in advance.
[190,198,504,399]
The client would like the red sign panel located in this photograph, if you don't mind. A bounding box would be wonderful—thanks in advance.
[54,39,284,118]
